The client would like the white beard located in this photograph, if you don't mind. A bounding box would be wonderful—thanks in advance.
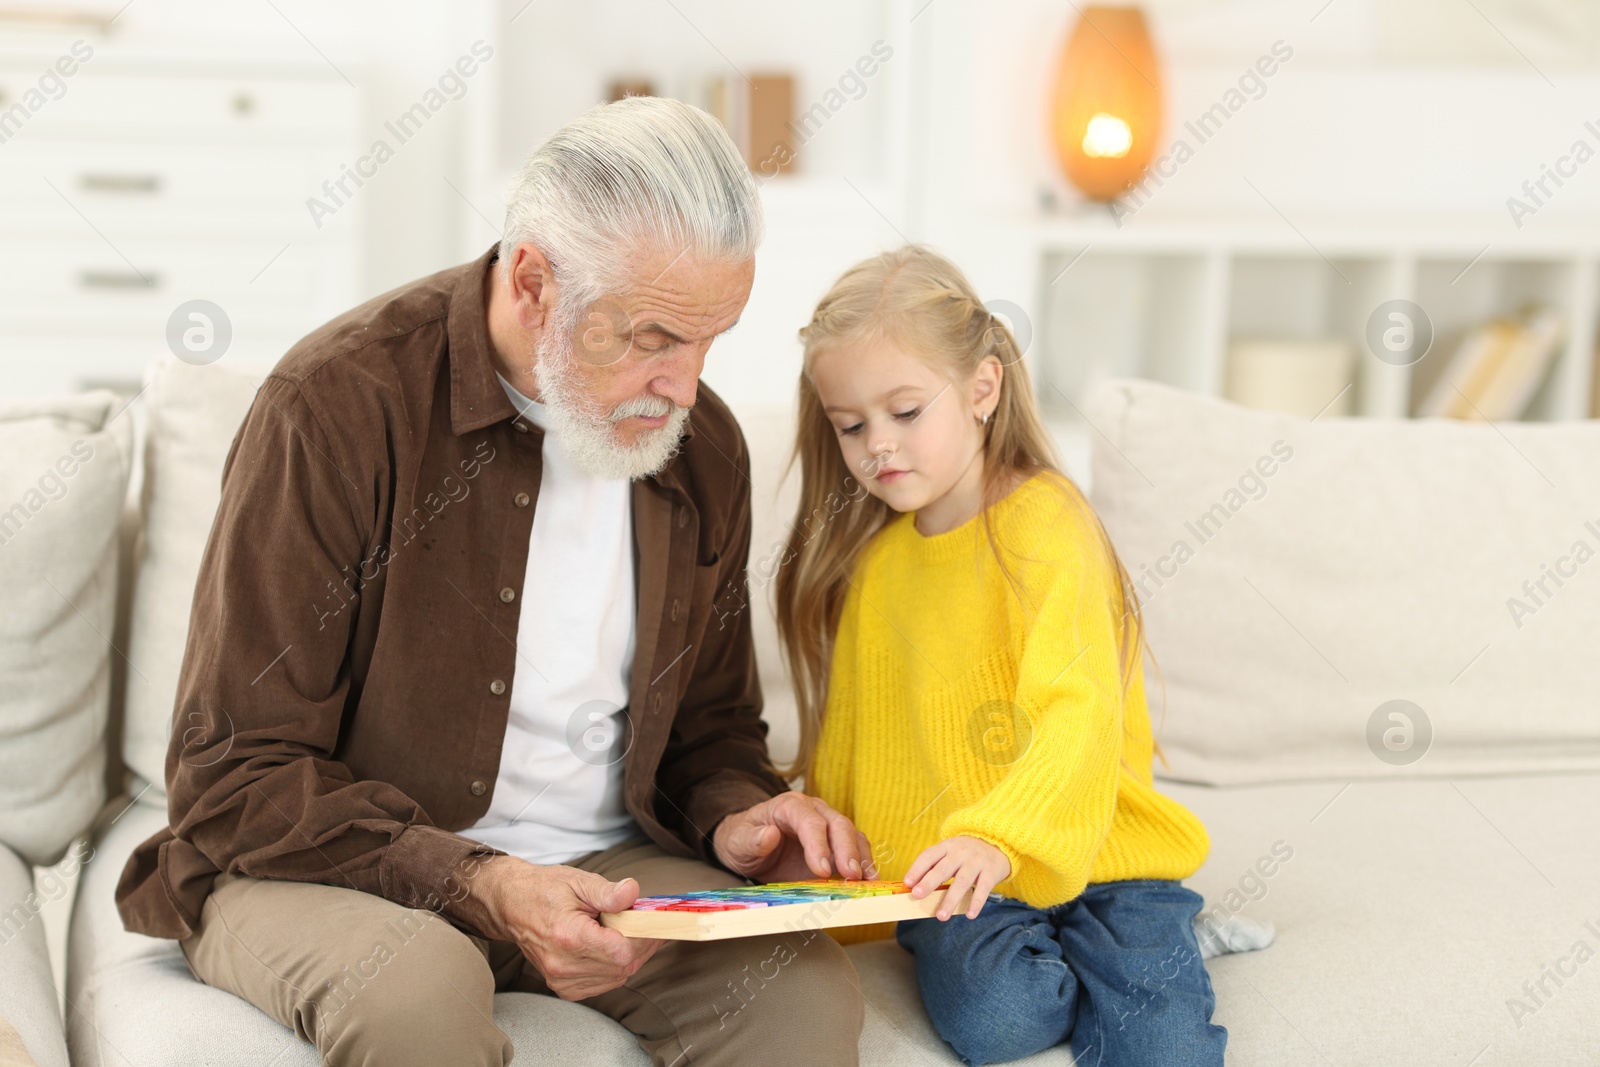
[530,323,691,481]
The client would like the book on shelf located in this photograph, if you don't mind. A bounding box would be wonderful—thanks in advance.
[1415,304,1565,420]
[1592,338,1600,418]
[703,72,797,175]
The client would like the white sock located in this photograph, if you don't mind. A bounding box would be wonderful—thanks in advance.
[1195,914,1276,960]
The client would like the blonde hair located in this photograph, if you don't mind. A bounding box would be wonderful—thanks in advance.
[773,244,1159,783]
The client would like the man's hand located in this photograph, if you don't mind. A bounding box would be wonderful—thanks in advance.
[904,835,1012,920]
[712,791,874,883]
[456,855,663,1001]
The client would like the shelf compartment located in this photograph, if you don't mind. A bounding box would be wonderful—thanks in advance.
[1225,254,1399,418]
[1409,256,1583,421]
[1038,251,1221,417]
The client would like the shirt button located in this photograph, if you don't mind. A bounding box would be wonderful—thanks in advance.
[670,598,680,621]
[651,692,663,714]
[499,587,516,603]
[470,780,487,796]
[489,679,506,695]
[677,507,688,528]
[513,420,530,433]
[514,492,530,507]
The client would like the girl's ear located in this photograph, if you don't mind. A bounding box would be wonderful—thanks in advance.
[971,354,1004,419]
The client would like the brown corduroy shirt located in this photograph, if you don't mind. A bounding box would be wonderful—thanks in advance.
[116,246,787,941]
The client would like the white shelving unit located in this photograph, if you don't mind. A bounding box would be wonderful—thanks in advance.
[893,2,1600,434]
[959,212,1600,426]
[457,0,925,412]
[460,0,919,240]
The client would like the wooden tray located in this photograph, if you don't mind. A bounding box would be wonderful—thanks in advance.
[600,879,950,941]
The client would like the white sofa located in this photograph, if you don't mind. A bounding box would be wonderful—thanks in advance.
[3,358,1598,1065]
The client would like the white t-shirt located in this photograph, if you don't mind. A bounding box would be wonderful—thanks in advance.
[463,375,640,865]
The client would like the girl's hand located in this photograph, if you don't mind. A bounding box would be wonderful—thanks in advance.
[903,835,1012,920]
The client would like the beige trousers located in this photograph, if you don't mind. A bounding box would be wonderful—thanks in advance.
[179,835,865,1067]
[0,1015,38,1067]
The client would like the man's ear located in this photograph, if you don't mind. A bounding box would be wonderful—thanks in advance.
[505,242,558,332]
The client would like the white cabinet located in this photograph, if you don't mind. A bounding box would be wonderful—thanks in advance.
[0,41,361,395]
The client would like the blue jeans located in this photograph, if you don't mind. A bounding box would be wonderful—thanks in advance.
[896,879,1226,1067]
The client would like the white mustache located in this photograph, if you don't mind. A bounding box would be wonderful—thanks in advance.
[609,393,677,422]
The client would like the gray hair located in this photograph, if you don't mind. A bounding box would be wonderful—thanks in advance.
[499,95,763,317]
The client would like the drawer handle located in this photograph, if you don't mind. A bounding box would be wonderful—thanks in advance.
[79,270,160,289]
[80,173,163,194]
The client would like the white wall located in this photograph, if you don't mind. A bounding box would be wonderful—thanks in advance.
[5,0,1598,403]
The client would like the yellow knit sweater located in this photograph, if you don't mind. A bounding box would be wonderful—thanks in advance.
[811,472,1209,929]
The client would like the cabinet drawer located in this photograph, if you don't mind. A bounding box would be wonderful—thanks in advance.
[0,66,358,141]
[0,141,337,237]
[0,238,355,331]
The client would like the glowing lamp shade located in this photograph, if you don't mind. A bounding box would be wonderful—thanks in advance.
[1051,5,1163,201]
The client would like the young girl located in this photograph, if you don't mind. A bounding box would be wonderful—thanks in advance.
[774,246,1227,1067]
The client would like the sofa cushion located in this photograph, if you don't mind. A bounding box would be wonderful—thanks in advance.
[66,797,651,1067]
[84,769,1600,1064]
[0,842,68,1067]
[68,797,1067,1064]
[122,358,265,798]
[732,402,804,769]
[1165,773,1600,1064]
[0,392,133,866]
[1089,379,1600,784]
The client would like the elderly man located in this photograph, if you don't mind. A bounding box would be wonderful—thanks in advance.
[115,96,869,1066]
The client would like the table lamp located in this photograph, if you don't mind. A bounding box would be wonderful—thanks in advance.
[1050,5,1163,202]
